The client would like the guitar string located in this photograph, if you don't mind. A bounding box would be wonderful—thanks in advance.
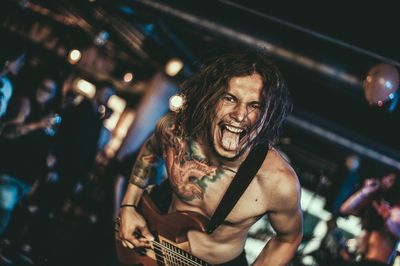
[152,248,203,266]
[164,246,186,266]
[150,239,204,265]
[152,245,201,266]
[152,246,201,266]
[121,237,204,266]
[115,225,207,266]
[116,228,203,266]
[161,249,205,266]
[150,241,205,266]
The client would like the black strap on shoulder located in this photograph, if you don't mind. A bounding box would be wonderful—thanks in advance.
[206,144,269,234]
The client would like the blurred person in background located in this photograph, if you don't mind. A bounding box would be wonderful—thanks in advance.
[0,94,60,264]
[302,216,352,266]
[340,170,400,266]
[326,154,362,216]
[0,51,25,79]
[54,82,114,208]
[0,77,13,120]
[0,97,54,235]
[26,77,59,123]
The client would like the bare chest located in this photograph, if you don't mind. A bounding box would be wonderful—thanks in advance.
[162,141,267,224]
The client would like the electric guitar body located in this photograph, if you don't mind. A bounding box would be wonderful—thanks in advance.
[115,193,212,266]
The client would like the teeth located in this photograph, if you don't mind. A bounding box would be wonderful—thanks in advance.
[225,125,243,133]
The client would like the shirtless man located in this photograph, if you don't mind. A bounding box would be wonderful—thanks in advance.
[118,51,303,265]
[340,172,400,266]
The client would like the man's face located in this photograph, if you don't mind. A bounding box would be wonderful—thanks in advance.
[381,173,396,190]
[0,77,13,118]
[36,79,57,105]
[210,73,264,159]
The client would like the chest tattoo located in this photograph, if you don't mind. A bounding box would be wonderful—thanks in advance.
[163,136,224,201]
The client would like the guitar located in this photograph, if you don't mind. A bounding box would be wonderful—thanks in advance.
[115,193,212,266]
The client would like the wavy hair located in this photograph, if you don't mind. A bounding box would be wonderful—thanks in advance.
[176,50,292,147]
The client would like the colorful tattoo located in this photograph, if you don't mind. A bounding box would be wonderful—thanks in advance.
[129,114,227,199]
[164,132,225,201]
[129,140,161,188]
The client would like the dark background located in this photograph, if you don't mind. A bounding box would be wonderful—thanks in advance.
[1,1,399,265]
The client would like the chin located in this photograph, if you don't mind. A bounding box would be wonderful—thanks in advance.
[212,143,243,160]
[216,148,237,159]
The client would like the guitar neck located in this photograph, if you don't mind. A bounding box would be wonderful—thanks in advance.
[116,193,213,265]
[151,237,211,266]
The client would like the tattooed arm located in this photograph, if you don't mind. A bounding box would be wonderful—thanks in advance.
[0,118,53,138]
[118,115,171,249]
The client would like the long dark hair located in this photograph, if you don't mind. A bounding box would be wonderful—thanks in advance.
[362,170,400,231]
[383,171,400,205]
[176,50,292,147]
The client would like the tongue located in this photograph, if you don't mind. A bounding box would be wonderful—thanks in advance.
[221,129,240,151]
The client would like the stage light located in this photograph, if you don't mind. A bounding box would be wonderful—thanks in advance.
[169,94,185,112]
[75,79,96,98]
[123,72,134,83]
[165,58,183,77]
[68,49,81,64]
[104,95,127,131]
[94,31,109,46]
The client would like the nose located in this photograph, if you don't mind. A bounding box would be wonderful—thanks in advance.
[230,103,248,122]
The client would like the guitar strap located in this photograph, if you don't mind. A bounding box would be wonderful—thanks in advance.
[206,144,269,234]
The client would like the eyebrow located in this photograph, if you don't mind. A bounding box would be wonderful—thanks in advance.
[249,100,262,106]
[225,92,262,105]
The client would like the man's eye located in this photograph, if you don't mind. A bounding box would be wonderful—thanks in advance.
[251,103,261,109]
[224,96,235,102]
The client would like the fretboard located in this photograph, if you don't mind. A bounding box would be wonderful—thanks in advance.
[153,239,211,266]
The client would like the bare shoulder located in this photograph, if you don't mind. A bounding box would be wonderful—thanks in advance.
[155,113,177,140]
[156,113,176,132]
[258,147,301,211]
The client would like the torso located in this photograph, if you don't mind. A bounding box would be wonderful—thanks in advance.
[158,115,295,264]
[364,228,397,263]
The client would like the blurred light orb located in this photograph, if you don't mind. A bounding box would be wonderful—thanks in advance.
[94,31,109,46]
[123,72,134,83]
[169,94,185,112]
[75,79,96,98]
[165,58,183,77]
[363,63,399,105]
[68,49,81,64]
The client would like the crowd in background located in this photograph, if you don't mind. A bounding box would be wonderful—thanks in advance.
[0,47,130,266]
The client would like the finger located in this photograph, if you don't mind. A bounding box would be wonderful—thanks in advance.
[126,235,143,247]
[121,239,134,249]
[138,237,152,248]
[120,229,140,247]
[140,226,154,241]
[125,241,135,249]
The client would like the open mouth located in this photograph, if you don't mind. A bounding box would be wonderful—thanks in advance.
[219,123,247,151]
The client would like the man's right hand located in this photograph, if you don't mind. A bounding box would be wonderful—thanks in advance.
[118,207,154,249]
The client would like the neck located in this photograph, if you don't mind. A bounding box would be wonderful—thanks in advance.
[197,135,251,169]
